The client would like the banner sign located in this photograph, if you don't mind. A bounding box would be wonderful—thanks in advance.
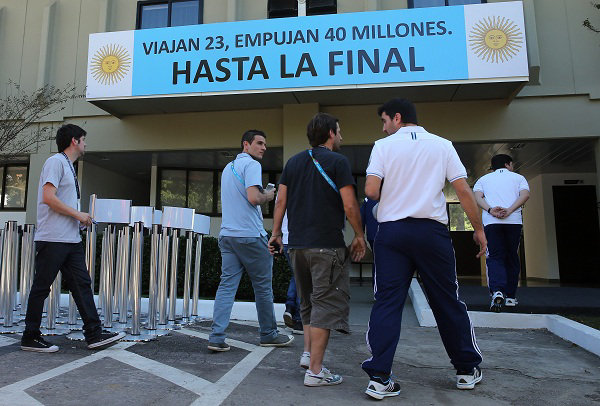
[86,1,528,99]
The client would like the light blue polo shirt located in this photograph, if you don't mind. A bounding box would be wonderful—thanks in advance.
[220,153,266,237]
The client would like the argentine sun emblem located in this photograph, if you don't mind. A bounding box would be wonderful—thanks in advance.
[469,16,523,63]
[90,44,131,85]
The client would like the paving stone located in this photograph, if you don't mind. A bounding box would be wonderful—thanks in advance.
[25,357,198,406]
[126,331,250,383]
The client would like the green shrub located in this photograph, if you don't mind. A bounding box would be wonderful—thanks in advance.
[82,230,292,303]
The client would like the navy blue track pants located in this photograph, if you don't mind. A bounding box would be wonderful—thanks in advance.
[484,224,522,297]
[362,218,482,377]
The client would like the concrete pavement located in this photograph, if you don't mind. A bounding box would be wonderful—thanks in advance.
[0,285,598,405]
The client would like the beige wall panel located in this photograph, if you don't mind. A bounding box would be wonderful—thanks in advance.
[0,2,27,87]
[325,96,600,144]
[237,0,267,21]
[204,0,228,24]
[519,0,576,97]
[67,108,283,152]
[565,0,600,99]
[72,0,112,118]
[18,0,48,94]
[338,0,369,14]
[25,151,53,224]
[378,0,407,11]
[282,103,318,161]
[108,0,136,31]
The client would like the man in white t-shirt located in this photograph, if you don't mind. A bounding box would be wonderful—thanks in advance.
[22,124,124,353]
[361,98,486,399]
[473,154,530,312]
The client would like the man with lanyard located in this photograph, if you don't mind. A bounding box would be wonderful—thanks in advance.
[208,129,293,351]
[269,113,366,387]
[21,124,124,353]
[473,154,530,312]
[361,98,485,399]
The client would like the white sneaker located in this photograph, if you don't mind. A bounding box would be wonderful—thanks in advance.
[456,366,482,390]
[300,352,310,369]
[365,377,401,400]
[504,298,518,307]
[304,367,343,386]
[490,291,504,313]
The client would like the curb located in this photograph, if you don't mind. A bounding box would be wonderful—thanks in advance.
[408,279,600,357]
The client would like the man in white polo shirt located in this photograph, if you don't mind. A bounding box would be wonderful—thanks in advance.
[361,98,486,399]
[473,154,530,312]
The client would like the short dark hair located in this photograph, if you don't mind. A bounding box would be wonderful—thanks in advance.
[56,124,86,152]
[491,154,513,170]
[306,113,338,148]
[377,98,418,125]
[241,129,266,149]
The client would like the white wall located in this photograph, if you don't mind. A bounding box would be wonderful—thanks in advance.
[0,212,27,226]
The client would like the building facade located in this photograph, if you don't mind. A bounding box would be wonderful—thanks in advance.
[0,0,599,284]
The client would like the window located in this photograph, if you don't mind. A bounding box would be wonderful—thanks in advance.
[137,0,203,29]
[447,202,474,231]
[268,0,337,18]
[0,165,28,210]
[408,0,486,8]
[158,168,280,217]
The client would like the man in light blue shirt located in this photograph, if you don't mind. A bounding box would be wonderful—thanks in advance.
[208,130,293,351]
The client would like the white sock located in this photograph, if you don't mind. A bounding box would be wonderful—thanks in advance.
[302,351,310,357]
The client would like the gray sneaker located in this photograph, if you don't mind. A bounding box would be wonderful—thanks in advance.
[260,333,294,347]
[208,342,231,352]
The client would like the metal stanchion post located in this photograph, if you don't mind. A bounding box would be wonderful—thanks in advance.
[145,224,169,336]
[123,222,154,341]
[166,229,181,328]
[116,226,130,329]
[0,222,23,333]
[19,224,35,318]
[103,225,116,329]
[181,230,193,324]
[191,234,203,320]
[40,274,69,336]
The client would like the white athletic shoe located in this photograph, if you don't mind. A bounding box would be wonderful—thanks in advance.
[365,377,401,400]
[456,366,482,390]
[504,298,518,307]
[304,367,343,386]
[300,352,310,369]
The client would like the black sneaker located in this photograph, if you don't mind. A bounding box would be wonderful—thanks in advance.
[208,342,231,352]
[260,333,294,347]
[283,308,294,328]
[365,376,401,400]
[456,366,483,390]
[87,330,125,349]
[21,336,59,353]
[292,320,304,335]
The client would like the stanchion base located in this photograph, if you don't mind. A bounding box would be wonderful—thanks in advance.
[66,323,84,331]
[0,325,24,334]
[121,332,156,342]
[66,331,86,341]
[157,322,181,331]
[143,328,171,337]
[40,327,70,336]
[191,316,209,323]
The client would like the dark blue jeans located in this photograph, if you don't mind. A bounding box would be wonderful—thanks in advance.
[24,241,102,341]
[284,245,301,322]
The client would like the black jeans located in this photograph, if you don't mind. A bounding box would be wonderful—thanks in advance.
[24,241,101,341]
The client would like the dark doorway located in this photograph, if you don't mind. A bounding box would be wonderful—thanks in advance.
[553,185,600,284]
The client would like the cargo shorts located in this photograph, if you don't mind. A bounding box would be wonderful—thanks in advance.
[289,247,350,334]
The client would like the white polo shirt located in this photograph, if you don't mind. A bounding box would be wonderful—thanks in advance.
[366,126,467,225]
[473,169,529,226]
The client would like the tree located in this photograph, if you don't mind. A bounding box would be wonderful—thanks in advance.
[583,2,600,33]
[0,81,79,164]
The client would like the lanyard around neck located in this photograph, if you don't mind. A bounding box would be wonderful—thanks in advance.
[60,152,80,200]
[308,149,338,193]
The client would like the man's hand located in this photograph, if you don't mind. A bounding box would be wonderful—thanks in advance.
[489,206,506,218]
[264,188,276,202]
[473,229,487,258]
[268,234,283,255]
[76,212,93,227]
[350,236,367,262]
